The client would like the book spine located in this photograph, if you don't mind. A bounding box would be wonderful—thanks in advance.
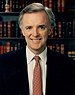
[60,44,65,54]
[15,1,19,12]
[56,43,60,53]
[0,21,3,38]
[44,0,49,6]
[11,21,16,37]
[49,0,53,11]
[58,21,62,38]
[61,0,65,12]
[3,22,7,37]
[0,45,4,54]
[67,21,73,38]
[10,0,13,12]
[1,0,3,12]
[7,21,11,37]
[12,0,15,12]
[53,0,57,13]
[57,0,61,12]
[6,42,11,52]
[62,21,66,38]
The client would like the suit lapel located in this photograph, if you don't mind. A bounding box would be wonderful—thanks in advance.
[46,49,53,95]
[46,48,65,95]
[46,48,58,95]
[2,48,29,95]
[20,48,29,95]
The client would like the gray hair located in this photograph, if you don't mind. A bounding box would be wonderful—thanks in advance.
[18,3,56,28]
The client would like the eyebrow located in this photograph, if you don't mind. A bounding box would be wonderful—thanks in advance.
[25,24,47,27]
[37,24,47,27]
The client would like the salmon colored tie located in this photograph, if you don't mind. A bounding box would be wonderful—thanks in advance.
[33,56,42,95]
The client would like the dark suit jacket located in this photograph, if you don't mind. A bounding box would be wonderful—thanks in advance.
[0,47,74,95]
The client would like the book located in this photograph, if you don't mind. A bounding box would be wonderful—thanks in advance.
[0,21,3,37]
[57,21,62,38]
[57,0,61,12]
[7,21,11,37]
[61,0,65,12]
[49,0,53,11]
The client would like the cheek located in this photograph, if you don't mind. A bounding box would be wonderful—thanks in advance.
[23,32,26,36]
[44,32,49,37]
[21,29,25,36]
[22,30,28,37]
[42,33,48,41]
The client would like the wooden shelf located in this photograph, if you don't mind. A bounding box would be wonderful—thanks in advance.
[48,38,75,40]
[0,12,19,15]
[0,37,24,41]
[0,12,19,21]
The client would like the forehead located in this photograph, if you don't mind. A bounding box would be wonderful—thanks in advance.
[22,11,49,24]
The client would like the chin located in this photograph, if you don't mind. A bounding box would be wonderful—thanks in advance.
[32,47,40,50]
[30,46,41,50]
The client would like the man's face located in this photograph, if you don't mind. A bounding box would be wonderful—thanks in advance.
[21,11,51,54]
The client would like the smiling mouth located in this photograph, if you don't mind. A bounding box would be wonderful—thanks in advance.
[30,38,41,40]
[30,38,41,44]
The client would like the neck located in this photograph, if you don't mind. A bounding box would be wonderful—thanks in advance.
[27,46,46,55]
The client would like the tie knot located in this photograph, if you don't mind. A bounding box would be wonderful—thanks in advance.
[34,56,39,63]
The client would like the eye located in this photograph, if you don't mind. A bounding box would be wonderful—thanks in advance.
[25,26,32,30]
[38,25,46,30]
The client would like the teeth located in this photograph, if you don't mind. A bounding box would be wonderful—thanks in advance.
[31,39,40,43]
[30,38,41,40]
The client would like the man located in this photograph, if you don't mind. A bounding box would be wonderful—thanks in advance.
[0,3,74,95]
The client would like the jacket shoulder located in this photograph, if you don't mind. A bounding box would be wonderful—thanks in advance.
[47,47,74,64]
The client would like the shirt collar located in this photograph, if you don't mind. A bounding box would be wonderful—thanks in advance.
[26,46,35,64]
[39,47,47,64]
[26,46,47,65]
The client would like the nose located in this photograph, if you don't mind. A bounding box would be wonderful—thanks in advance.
[32,28,39,36]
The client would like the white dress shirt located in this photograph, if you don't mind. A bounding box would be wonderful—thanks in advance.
[26,46,47,95]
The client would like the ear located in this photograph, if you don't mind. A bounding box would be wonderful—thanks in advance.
[21,29,25,36]
[48,27,53,36]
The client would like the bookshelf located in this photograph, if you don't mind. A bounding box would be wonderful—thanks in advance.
[0,0,75,61]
